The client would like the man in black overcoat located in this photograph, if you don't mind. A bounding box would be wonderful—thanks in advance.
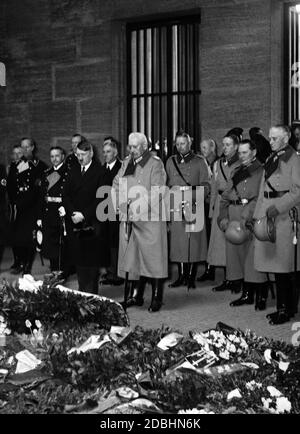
[62,138,109,293]
[100,137,123,285]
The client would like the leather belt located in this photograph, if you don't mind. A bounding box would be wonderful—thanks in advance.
[264,191,289,199]
[45,197,62,203]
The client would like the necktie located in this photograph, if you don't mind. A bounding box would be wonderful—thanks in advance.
[81,166,85,176]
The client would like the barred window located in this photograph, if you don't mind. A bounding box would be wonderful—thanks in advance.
[286,4,300,124]
[126,14,201,160]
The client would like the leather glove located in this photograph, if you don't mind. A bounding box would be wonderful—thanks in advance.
[244,218,255,232]
[58,206,66,217]
[219,218,229,232]
[266,205,279,219]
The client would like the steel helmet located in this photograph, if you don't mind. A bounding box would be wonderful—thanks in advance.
[225,220,250,245]
[253,216,276,243]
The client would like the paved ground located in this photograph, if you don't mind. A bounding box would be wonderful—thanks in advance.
[1,247,299,344]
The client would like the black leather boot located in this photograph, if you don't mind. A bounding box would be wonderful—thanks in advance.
[148,279,163,312]
[121,279,136,310]
[230,281,253,306]
[197,263,215,282]
[212,280,230,292]
[269,308,290,325]
[229,279,243,294]
[169,263,186,287]
[268,274,291,325]
[255,282,268,311]
[187,263,198,289]
[122,278,146,309]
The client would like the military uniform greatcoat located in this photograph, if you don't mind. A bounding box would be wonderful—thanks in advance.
[7,158,47,247]
[207,153,240,267]
[38,163,69,259]
[113,151,168,279]
[165,152,210,263]
[218,158,266,283]
[253,146,300,273]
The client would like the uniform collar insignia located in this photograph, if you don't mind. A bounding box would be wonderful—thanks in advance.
[227,152,239,167]
[176,151,193,164]
[277,145,294,162]
[135,150,151,167]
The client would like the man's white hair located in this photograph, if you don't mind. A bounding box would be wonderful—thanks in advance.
[129,132,148,150]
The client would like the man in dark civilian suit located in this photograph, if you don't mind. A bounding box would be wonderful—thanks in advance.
[62,138,109,293]
[100,136,123,286]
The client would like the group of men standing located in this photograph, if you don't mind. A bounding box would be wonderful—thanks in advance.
[0,125,299,324]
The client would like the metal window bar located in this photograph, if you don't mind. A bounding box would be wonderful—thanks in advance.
[127,15,201,158]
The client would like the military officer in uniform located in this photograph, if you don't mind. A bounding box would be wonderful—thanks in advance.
[166,131,210,289]
[7,138,47,274]
[218,139,268,307]
[62,138,109,293]
[206,134,240,291]
[37,146,69,274]
[0,163,8,270]
[100,136,123,286]
[253,125,300,324]
[113,132,168,312]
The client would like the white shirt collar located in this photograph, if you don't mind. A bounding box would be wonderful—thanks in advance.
[53,162,64,171]
[81,160,92,172]
[107,160,117,170]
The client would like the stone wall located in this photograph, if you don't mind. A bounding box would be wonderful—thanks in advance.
[0,0,284,164]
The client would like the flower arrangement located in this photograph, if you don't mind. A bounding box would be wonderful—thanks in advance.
[0,278,299,414]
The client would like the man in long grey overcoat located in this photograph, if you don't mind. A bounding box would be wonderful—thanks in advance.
[113,132,168,312]
[253,125,300,325]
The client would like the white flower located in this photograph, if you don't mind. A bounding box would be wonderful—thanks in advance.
[35,320,42,329]
[264,349,272,364]
[178,408,215,414]
[25,320,32,328]
[228,343,236,353]
[4,328,11,335]
[0,315,4,323]
[227,389,242,401]
[262,397,273,411]
[278,361,290,372]
[276,397,291,414]
[246,381,262,391]
[267,386,282,398]
[219,350,230,360]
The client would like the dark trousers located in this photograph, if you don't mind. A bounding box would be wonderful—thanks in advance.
[14,245,36,272]
[0,245,4,269]
[77,266,99,294]
[107,247,118,279]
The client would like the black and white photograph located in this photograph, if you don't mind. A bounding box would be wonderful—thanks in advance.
[0,0,299,423]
